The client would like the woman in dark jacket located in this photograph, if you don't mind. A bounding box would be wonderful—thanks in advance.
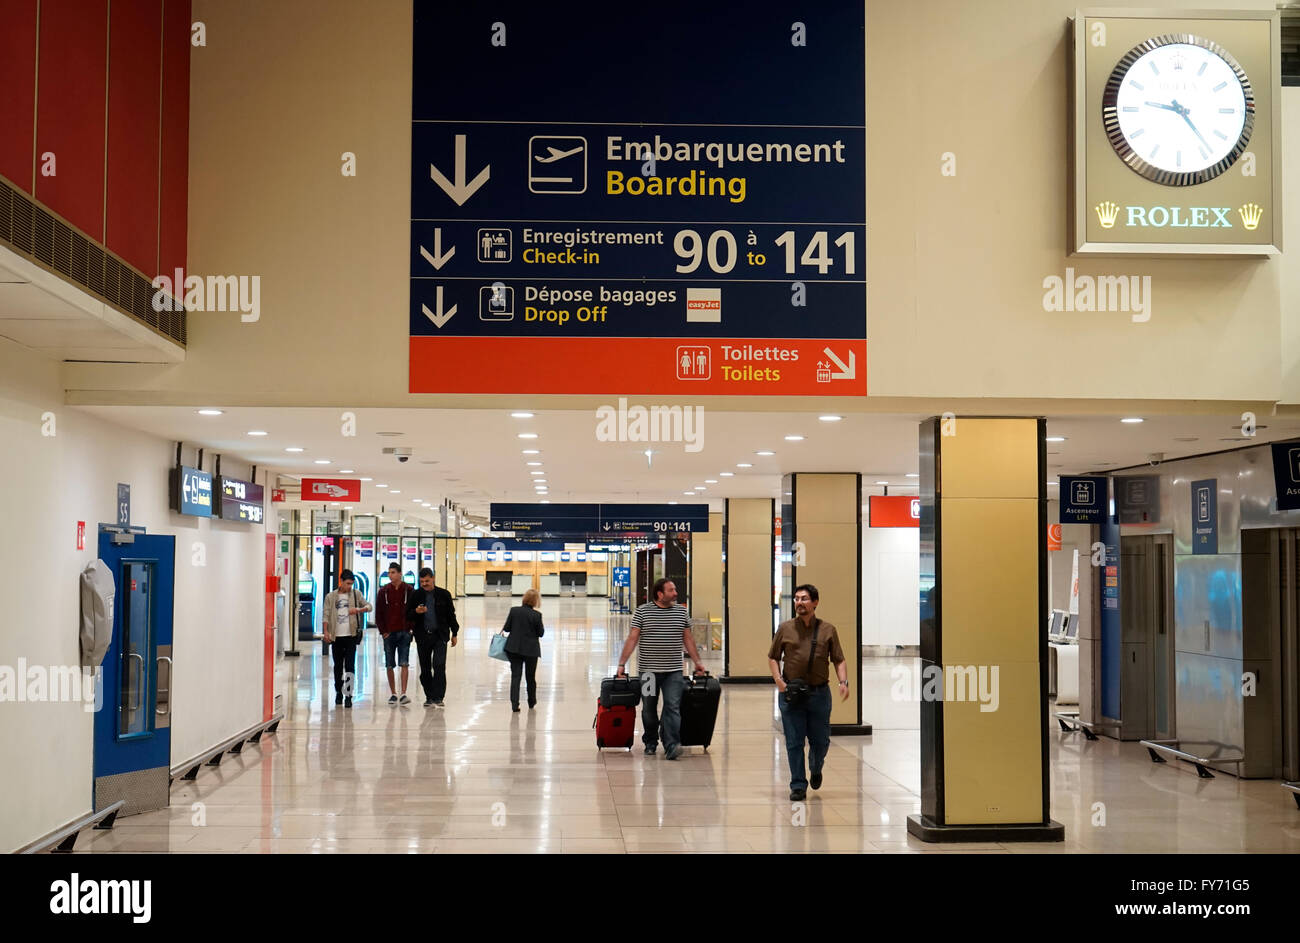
[502,588,544,711]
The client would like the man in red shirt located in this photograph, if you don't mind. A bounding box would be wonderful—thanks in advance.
[375,562,414,705]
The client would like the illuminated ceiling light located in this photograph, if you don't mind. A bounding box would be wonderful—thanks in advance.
[818,415,843,422]
[285,447,305,453]
[1046,436,1067,443]
[338,469,354,474]
[375,484,388,488]
[875,480,889,485]
[518,433,538,439]
[511,412,535,418]
[360,477,373,482]
[784,435,804,441]
[522,449,540,455]
[197,409,223,416]
[248,430,268,437]
[526,461,543,466]
[705,479,718,484]
[314,459,331,465]
[737,463,753,468]
[720,472,734,477]
[905,473,919,478]
[755,450,775,456]
[390,490,401,494]
[1121,417,1144,424]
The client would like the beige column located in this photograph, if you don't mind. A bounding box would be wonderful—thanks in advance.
[691,512,724,623]
[722,498,775,682]
[787,473,869,733]
[908,416,1063,843]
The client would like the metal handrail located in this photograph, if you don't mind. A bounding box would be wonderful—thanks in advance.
[1283,781,1300,809]
[1140,738,1245,779]
[16,800,126,854]
[169,711,284,783]
[1053,711,1122,742]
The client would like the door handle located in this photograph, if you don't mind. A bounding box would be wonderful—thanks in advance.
[156,655,173,715]
[125,652,145,712]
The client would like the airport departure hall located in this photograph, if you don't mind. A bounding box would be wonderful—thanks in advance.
[2,0,1300,919]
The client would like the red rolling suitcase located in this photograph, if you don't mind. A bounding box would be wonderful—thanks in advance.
[594,703,637,749]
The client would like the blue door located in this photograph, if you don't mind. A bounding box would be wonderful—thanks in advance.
[93,530,175,815]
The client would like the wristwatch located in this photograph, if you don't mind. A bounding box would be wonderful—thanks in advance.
[838,680,849,687]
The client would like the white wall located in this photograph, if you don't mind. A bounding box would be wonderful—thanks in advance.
[861,524,919,647]
[0,336,266,852]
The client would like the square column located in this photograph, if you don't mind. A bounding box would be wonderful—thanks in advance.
[909,417,1064,842]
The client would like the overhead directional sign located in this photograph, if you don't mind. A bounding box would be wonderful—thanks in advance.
[490,503,709,535]
[170,465,212,518]
[410,3,866,396]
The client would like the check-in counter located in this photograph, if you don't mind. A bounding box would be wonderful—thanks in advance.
[588,574,608,596]
[511,573,533,596]
[540,574,560,596]
[464,574,486,596]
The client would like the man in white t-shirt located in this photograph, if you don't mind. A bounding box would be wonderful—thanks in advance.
[322,569,372,708]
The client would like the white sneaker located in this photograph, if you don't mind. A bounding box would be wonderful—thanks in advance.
[399,694,411,706]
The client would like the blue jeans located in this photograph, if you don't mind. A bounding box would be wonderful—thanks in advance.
[383,630,412,668]
[778,683,832,791]
[641,670,685,750]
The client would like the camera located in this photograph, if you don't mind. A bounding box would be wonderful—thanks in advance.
[398,455,409,463]
[383,446,413,463]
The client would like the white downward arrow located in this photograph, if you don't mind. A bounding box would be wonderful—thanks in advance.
[430,134,490,206]
[823,347,856,380]
[421,287,456,328]
[419,228,455,270]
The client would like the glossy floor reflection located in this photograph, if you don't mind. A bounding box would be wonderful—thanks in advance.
[80,598,1300,853]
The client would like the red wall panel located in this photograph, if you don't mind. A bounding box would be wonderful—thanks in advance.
[105,0,162,275]
[158,0,191,283]
[35,0,109,240]
[0,0,38,192]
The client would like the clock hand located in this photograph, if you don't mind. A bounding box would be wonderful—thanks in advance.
[1180,111,1211,151]
[1144,100,1179,112]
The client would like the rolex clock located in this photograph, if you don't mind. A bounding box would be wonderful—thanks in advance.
[1071,10,1281,255]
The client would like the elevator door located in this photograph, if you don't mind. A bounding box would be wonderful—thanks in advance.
[1242,528,1300,780]
[1119,534,1175,741]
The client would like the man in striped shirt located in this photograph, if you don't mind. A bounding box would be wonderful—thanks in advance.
[615,578,707,760]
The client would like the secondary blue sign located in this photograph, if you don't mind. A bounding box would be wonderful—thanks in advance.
[598,504,709,534]
[1270,442,1300,511]
[1116,474,1160,524]
[476,538,564,552]
[612,567,631,588]
[171,465,212,518]
[1191,479,1218,554]
[116,483,130,527]
[490,503,710,535]
[1059,476,1108,524]
[408,2,866,397]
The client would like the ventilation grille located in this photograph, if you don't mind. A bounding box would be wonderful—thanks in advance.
[0,178,186,347]
[1285,9,1299,86]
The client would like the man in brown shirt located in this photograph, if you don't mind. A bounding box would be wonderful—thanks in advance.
[768,583,849,800]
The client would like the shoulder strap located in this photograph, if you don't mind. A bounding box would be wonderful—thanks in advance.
[802,620,820,682]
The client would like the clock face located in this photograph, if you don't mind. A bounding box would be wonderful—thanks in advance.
[1102,34,1254,187]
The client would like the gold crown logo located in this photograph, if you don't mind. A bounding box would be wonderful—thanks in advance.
[1094,201,1120,229]
[1238,203,1263,231]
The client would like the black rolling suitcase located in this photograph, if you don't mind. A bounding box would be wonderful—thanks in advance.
[600,676,642,709]
[678,672,721,750]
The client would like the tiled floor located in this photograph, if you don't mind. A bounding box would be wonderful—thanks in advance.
[81,598,1300,853]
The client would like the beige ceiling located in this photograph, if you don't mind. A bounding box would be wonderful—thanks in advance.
[75,404,1300,526]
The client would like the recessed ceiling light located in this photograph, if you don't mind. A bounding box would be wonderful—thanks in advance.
[905,473,919,478]
[197,409,223,416]
[285,447,304,453]
[756,450,775,457]
[338,469,354,474]
[876,480,889,485]
[784,435,804,441]
[518,433,538,439]
[539,500,550,504]
[330,502,340,507]
[684,492,696,496]
[522,449,540,455]
[360,477,373,482]
[720,472,734,477]
[694,486,706,491]
[819,415,842,422]
[526,461,542,466]
[1046,436,1067,443]
[1121,417,1143,424]
[375,484,388,488]
[705,479,718,484]
[530,471,545,476]
[511,412,535,419]
[247,430,268,436]
[737,463,753,468]
[784,491,792,496]
[314,460,330,465]
[390,490,401,494]
[668,501,678,505]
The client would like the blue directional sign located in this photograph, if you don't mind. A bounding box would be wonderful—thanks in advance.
[409,2,866,397]
[598,504,709,534]
[171,465,213,518]
[1270,442,1300,511]
[612,567,631,588]
[490,503,710,535]
[1191,479,1218,554]
[476,538,564,552]
[1059,476,1108,525]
